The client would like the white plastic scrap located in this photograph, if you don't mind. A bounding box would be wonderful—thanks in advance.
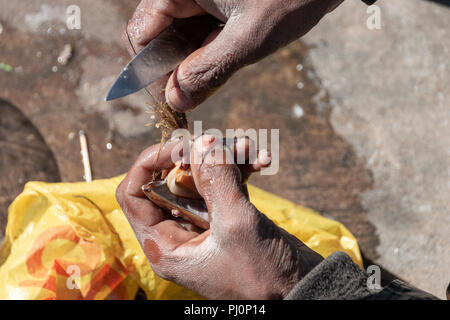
[57,44,73,65]
[292,104,304,118]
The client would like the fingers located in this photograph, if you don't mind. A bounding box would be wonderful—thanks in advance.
[125,0,335,114]
[233,136,272,183]
[116,140,181,233]
[162,0,336,112]
[184,135,272,184]
[126,140,181,197]
[117,139,208,272]
[125,0,205,54]
[124,0,260,112]
[164,18,255,112]
[189,135,253,224]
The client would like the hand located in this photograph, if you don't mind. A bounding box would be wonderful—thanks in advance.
[116,136,324,299]
[125,0,344,112]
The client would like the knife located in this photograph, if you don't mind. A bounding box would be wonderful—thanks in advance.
[105,16,220,101]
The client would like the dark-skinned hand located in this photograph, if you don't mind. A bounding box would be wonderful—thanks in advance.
[125,0,344,111]
[116,136,324,299]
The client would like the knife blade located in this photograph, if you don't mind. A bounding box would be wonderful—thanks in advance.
[105,17,220,101]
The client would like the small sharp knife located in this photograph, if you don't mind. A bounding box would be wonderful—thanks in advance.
[105,16,220,101]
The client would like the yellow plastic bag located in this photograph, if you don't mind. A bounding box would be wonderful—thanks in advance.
[0,176,362,300]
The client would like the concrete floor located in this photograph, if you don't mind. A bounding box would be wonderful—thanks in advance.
[303,0,450,299]
[0,0,448,298]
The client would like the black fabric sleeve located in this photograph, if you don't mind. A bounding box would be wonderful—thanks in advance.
[284,251,439,300]
[284,251,372,300]
[363,280,439,300]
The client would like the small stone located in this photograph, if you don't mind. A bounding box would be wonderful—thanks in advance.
[297,82,304,90]
[52,66,58,73]
[57,44,72,65]
[68,132,75,140]
[292,104,304,118]
[296,64,303,71]
[106,143,112,150]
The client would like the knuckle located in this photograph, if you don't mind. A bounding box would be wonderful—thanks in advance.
[178,54,234,95]
[177,64,209,95]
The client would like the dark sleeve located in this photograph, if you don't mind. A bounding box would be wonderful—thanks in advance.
[362,0,377,5]
[284,251,439,300]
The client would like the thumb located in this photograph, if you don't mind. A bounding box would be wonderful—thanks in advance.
[190,135,251,223]
[165,20,250,112]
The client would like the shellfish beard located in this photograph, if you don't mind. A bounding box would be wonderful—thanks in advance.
[149,101,188,182]
[142,164,209,230]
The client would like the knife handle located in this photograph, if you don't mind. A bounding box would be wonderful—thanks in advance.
[167,16,222,49]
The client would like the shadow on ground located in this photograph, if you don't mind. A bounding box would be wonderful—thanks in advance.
[0,99,61,239]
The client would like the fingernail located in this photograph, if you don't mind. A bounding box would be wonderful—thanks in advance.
[203,135,216,146]
[193,135,216,165]
[258,150,272,166]
[235,136,248,150]
[161,138,182,151]
[166,84,192,113]
[194,135,215,153]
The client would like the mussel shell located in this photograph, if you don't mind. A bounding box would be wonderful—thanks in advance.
[142,179,209,230]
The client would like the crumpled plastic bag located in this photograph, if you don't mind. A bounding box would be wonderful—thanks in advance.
[0,176,362,300]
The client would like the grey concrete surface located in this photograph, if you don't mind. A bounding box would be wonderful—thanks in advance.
[304,0,449,298]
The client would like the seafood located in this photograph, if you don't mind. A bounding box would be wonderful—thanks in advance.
[166,163,201,199]
[142,166,209,230]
